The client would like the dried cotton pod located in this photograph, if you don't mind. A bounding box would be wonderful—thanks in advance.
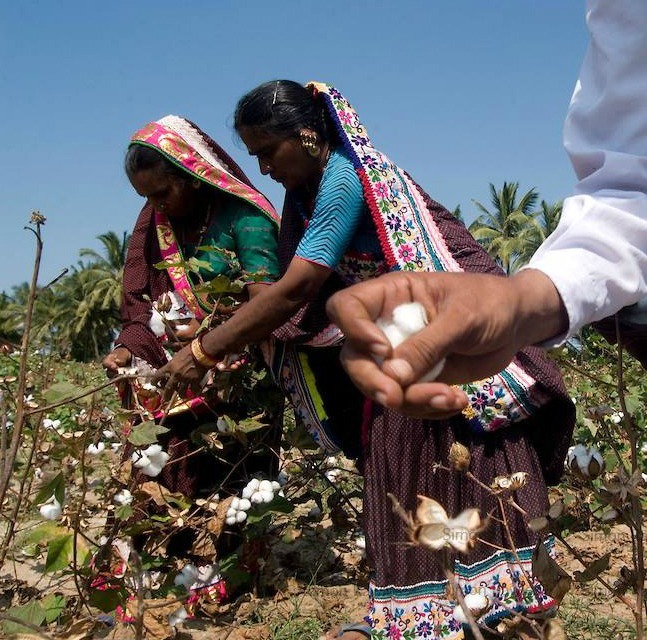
[448,442,471,471]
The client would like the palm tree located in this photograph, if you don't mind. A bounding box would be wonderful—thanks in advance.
[515,199,563,268]
[70,231,129,360]
[468,182,539,274]
[6,232,130,361]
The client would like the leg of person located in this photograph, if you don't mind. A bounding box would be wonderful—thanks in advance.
[361,409,558,639]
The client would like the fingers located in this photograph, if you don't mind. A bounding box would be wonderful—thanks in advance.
[327,287,392,359]
[339,343,404,408]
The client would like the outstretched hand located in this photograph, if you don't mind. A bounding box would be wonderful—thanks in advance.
[326,269,567,418]
[153,344,208,401]
[102,346,132,378]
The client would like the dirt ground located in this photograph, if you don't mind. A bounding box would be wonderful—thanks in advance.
[1,520,640,640]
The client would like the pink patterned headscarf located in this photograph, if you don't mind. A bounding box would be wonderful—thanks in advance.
[130,115,278,224]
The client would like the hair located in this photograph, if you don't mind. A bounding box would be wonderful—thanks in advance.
[124,144,189,181]
[233,79,331,142]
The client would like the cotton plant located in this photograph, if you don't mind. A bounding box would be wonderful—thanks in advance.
[452,591,493,625]
[170,563,224,629]
[225,478,285,525]
[131,444,170,477]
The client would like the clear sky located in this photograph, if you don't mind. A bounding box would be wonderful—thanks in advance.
[0,1,588,294]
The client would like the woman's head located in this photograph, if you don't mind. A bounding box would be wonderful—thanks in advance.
[234,80,333,191]
[125,144,207,218]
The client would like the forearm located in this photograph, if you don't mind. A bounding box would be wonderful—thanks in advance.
[200,283,308,358]
[508,269,569,348]
[528,0,647,340]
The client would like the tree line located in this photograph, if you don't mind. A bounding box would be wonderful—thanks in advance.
[0,182,561,362]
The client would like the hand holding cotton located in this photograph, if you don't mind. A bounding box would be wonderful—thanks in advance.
[375,302,445,382]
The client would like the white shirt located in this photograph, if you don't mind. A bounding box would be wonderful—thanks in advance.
[527,0,647,342]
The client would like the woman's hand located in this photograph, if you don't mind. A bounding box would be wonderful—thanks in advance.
[153,344,208,400]
[102,347,132,378]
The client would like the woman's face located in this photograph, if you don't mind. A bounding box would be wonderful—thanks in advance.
[130,167,201,218]
[238,127,318,191]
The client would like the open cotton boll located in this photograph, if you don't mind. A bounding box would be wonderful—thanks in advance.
[86,442,105,455]
[235,510,247,523]
[149,308,167,337]
[376,302,446,382]
[39,496,63,521]
[238,498,252,512]
[258,480,273,493]
[260,490,274,503]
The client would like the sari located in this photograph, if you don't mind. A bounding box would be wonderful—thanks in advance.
[115,115,281,497]
[272,85,575,638]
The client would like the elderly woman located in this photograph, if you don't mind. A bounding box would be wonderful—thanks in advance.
[157,84,575,639]
[102,115,282,542]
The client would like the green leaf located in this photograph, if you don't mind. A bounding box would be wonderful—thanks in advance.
[45,533,74,572]
[33,471,66,506]
[127,420,169,445]
[41,593,66,623]
[1,600,45,634]
[115,504,134,521]
[18,521,67,547]
[88,586,125,613]
[42,381,86,403]
[219,552,251,591]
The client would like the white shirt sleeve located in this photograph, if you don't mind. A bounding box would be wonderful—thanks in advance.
[526,0,647,343]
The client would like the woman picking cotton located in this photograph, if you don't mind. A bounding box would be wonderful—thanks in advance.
[99,116,283,604]
[156,83,575,639]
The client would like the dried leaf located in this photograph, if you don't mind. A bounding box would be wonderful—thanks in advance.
[532,540,572,603]
[573,552,611,583]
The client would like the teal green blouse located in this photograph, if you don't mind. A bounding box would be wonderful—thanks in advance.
[184,196,280,285]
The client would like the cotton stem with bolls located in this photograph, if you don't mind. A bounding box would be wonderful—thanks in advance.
[0,213,46,565]
[614,317,645,638]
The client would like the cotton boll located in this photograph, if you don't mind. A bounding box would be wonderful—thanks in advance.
[391,302,428,335]
[271,481,281,492]
[247,478,260,492]
[132,453,151,469]
[241,485,254,500]
[231,497,240,511]
[375,303,446,382]
[39,497,62,521]
[226,507,237,519]
[86,442,105,455]
[259,480,273,493]
[235,510,247,523]
[114,489,133,506]
[251,492,264,504]
[375,318,408,349]
[260,490,274,503]
[149,309,167,337]
[168,606,188,629]
[225,515,236,525]
[238,498,251,512]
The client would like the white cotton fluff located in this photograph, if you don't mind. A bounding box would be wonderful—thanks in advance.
[39,496,63,521]
[375,302,445,382]
[148,308,167,337]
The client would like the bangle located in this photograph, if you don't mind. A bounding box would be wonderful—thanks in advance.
[190,334,219,368]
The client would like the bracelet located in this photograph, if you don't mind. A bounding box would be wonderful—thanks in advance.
[190,334,219,368]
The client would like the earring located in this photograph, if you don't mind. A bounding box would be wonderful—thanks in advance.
[192,179,201,189]
[300,131,320,158]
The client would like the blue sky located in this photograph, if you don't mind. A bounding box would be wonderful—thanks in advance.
[0,1,588,294]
